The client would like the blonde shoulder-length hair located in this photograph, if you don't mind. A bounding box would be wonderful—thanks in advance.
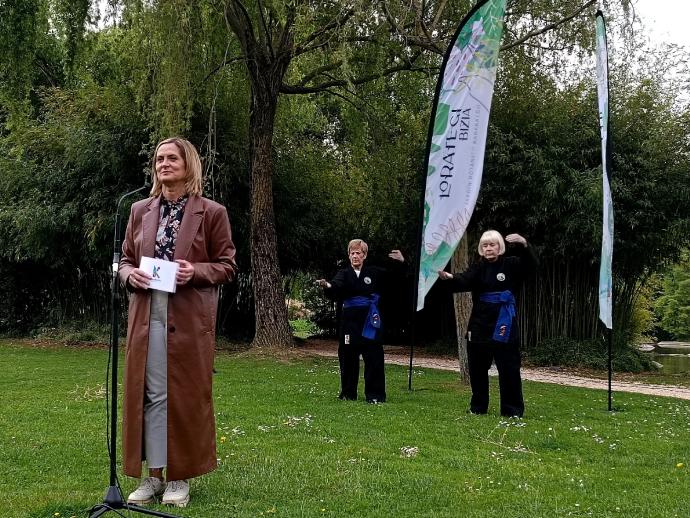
[149,137,203,197]
[477,230,505,256]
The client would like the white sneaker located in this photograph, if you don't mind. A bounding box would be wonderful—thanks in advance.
[162,479,190,507]
[127,477,165,505]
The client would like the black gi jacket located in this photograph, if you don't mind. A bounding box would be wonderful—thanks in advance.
[446,245,538,344]
[324,263,402,345]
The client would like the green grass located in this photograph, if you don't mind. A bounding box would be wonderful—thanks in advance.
[1,340,688,518]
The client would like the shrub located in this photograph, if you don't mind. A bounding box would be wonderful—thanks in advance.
[289,319,319,339]
[653,252,690,340]
[32,321,110,344]
[526,337,655,373]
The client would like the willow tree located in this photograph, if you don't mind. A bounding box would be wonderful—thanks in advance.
[221,0,612,347]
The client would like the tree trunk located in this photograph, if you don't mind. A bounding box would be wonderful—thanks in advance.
[452,234,472,382]
[223,4,297,348]
[247,73,293,348]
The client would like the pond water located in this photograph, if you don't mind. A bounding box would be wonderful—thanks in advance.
[643,342,690,375]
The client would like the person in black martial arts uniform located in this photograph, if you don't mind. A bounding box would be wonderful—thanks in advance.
[438,230,537,417]
[317,239,405,403]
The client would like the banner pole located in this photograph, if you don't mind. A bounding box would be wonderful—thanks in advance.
[596,9,614,411]
[409,0,500,390]
[607,327,613,411]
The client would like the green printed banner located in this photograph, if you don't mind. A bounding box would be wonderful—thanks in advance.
[417,0,506,310]
[596,11,614,329]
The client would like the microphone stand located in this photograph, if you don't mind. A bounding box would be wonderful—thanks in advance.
[89,185,178,518]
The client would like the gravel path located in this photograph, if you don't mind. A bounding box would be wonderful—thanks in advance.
[302,340,690,401]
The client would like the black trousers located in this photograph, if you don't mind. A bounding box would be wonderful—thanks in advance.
[338,340,386,402]
[467,341,524,417]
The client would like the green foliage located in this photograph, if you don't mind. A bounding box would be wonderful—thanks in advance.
[0,83,147,331]
[654,252,690,340]
[301,279,338,336]
[122,0,207,135]
[284,271,337,336]
[288,318,318,339]
[527,337,655,373]
[0,86,146,257]
[52,0,92,80]
[32,320,110,343]
[629,280,656,343]
[0,0,47,98]
[272,96,356,272]
[608,79,690,280]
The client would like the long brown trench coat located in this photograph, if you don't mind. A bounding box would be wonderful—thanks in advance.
[118,194,236,480]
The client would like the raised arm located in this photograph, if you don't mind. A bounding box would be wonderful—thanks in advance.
[505,233,538,277]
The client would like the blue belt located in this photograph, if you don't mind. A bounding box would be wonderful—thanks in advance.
[479,290,516,343]
[343,294,381,340]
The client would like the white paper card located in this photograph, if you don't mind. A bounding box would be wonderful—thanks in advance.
[139,256,179,293]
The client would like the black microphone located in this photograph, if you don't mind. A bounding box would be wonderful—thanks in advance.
[111,182,150,278]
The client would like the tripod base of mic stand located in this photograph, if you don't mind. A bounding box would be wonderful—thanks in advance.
[88,485,181,518]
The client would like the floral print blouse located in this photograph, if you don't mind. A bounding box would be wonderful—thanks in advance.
[154,194,189,261]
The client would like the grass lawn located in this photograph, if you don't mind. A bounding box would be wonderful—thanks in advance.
[1,340,688,518]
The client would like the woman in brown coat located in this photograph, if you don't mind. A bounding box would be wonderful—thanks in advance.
[118,137,237,507]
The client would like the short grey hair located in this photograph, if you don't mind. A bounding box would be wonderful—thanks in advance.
[348,239,368,255]
[477,230,505,256]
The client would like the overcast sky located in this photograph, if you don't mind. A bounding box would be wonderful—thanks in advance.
[632,0,690,48]
[94,1,690,50]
